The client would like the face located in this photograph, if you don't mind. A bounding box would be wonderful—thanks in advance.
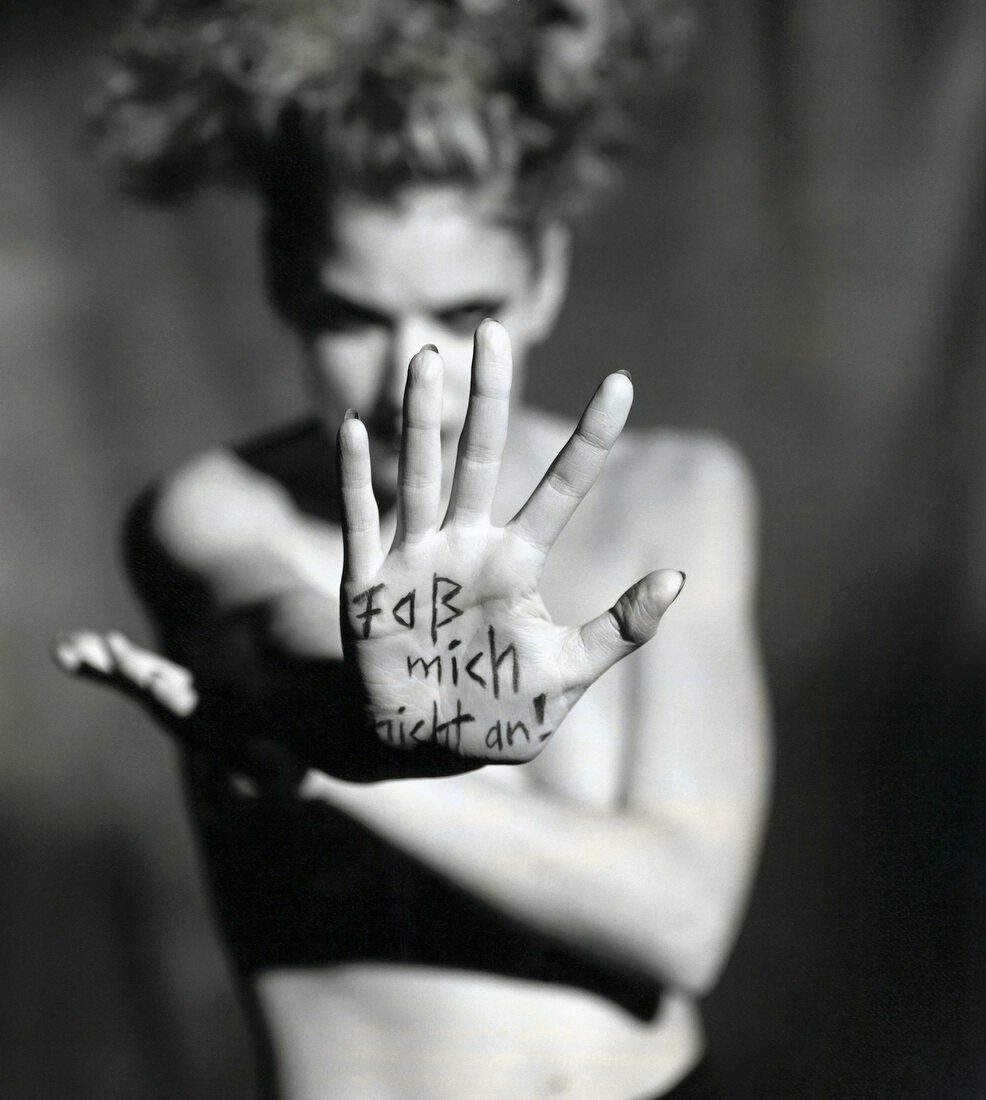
[297,186,569,502]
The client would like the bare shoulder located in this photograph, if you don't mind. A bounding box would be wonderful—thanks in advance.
[123,426,343,659]
[124,446,297,586]
[598,426,758,551]
[514,406,756,516]
[606,428,760,610]
[615,427,757,515]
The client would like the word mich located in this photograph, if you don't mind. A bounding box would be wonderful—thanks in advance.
[352,575,554,755]
[406,626,518,698]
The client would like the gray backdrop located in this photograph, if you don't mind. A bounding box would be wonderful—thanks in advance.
[2,1,984,1096]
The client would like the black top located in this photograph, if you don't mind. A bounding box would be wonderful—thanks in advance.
[235,418,341,523]
[188,764,662,1021]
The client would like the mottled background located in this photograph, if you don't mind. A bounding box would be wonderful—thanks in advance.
[2,1,984,1096]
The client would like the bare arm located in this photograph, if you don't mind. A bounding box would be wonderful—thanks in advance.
[55,321,684,781]
[52,325,768,995]
[297,443,770,996]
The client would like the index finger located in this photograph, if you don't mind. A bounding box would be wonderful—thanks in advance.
[507,371,633,556]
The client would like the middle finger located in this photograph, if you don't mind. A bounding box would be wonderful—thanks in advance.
[444,318,513,529]
[394,345,444,546]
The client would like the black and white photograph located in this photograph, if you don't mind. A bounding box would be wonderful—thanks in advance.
[1,1,983,1096]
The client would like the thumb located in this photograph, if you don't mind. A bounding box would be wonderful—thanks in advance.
[574,569,685,684]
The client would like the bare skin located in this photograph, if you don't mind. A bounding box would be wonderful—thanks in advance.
[336,326,684,764]
[53,193,770,1098]
[56,324,684,774]
[53,390,768,1098]
[257,967,705,1100]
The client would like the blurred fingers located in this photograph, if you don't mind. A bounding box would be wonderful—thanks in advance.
[105,631,198,716]
[51,629,114,677]
[51,629,198,718]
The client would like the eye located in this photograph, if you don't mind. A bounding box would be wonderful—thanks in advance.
[434,301,505,338]
[297,292,388,335]
[542,0,585,28]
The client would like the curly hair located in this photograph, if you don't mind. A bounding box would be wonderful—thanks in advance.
[92,0,693,325]
[92,0,694,220]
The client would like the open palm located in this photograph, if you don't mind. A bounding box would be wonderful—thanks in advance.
[51,321,682,778]
[339,320,683,764]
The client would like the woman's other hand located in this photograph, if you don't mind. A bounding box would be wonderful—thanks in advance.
[52,629,199,718]
[51,628,309,791]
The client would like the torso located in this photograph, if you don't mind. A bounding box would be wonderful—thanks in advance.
[164,406,725,1099]
[258,968,702,1100]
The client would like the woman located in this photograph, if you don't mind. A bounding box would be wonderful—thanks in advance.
[54,1,771,1096]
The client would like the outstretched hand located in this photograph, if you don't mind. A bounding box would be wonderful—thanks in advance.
[338,319,684,764]
[50,320,682,778]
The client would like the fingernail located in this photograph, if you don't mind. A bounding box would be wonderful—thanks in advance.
[675,571,686,595]
[344,408,359,420]
[52,644,78,670]
[421,343,438,354]
[617,369,633,382]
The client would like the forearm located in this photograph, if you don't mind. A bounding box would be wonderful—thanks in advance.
[152,586,479,782]
[300,766,744,993]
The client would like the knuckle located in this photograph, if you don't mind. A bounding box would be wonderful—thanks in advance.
[575,421,614,452]
[400,469,436,492]
[545,469,583,500]
[610,594,650,646]
[472,371,511,400]
[462,439,501,466]
[345,515,378,536]
[403,412,439,432]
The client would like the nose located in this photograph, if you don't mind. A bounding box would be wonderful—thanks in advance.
[384,316,437,411]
